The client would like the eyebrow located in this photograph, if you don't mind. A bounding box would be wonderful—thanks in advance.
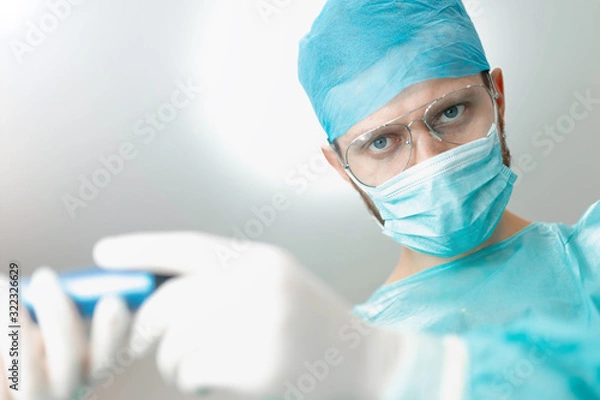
[340,96,431,148]
[347,78,491,142]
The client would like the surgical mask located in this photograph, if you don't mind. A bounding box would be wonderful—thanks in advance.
[362,124,518,258]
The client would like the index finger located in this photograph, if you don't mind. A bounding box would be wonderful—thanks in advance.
[93,231,272,275]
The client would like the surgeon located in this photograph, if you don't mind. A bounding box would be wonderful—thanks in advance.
[2,0,600,399]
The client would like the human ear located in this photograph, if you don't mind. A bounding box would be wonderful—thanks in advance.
[320,143,353,185]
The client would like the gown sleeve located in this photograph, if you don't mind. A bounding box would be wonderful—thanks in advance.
[380,317,600,400]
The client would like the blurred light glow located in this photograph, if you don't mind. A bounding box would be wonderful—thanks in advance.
[195,0,332,189]
[0,1,38,37]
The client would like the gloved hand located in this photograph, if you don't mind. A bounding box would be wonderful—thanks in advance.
[92,232,407,399]
[0,267,131,400]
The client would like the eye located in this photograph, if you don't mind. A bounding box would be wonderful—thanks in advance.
[438,104,465,123]
[370,136,389,151]
[357,126,408,156]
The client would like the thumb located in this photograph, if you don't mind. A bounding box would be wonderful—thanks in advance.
[93,231,226,275]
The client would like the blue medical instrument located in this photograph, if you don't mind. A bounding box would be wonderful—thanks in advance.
[21,268,172,321]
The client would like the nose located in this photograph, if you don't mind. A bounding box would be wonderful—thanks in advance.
[405,119,455,169]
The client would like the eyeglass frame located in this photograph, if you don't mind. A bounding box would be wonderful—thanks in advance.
[333,72,501,187]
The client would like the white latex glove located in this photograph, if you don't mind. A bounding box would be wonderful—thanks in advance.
[0,267,131,400]
[93,232,406,399]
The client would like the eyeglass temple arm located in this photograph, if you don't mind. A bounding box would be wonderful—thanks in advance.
[484,70,500,99]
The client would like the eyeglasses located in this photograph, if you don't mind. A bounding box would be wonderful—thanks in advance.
[336,82,500,187]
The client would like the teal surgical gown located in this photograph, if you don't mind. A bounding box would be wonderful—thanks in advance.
[353,200,600,399]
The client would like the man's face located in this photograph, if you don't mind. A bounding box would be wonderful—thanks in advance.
[323,69,511,225]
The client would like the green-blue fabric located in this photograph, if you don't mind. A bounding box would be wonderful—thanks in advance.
[297,0,490,143]
[353,200,600,399]
[465,318,600,399]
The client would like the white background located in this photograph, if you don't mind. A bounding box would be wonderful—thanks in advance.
[1,0,599,398]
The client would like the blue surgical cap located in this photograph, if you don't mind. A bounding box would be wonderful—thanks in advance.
[298,0,490,143]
